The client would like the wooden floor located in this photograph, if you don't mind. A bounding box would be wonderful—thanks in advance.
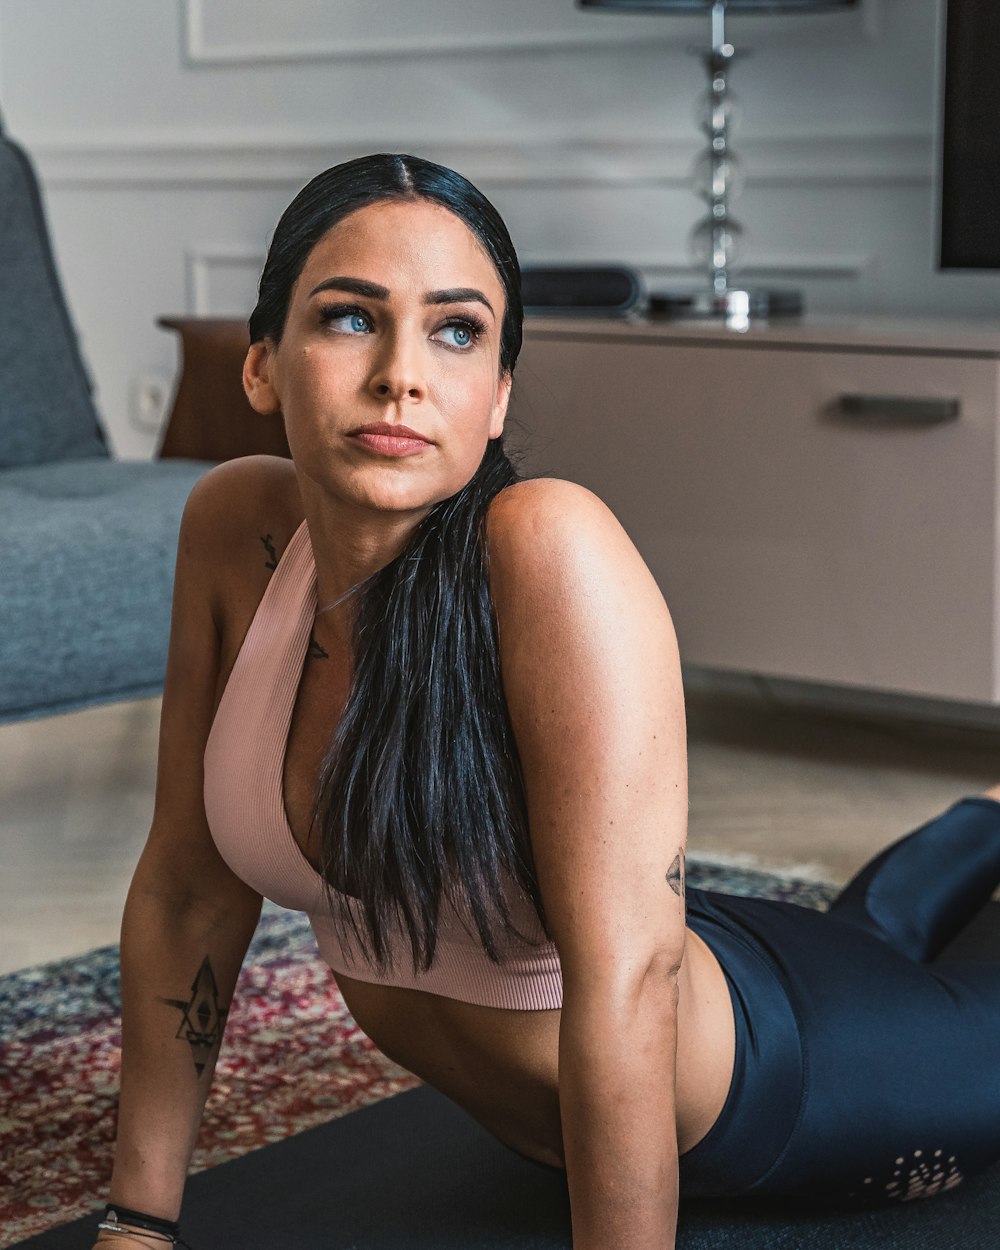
[3,682,999,976]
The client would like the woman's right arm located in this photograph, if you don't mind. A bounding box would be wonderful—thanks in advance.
[96,466,266,1244]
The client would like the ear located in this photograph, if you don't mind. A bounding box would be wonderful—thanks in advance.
[489,370,513,440]
[243,340,282,415]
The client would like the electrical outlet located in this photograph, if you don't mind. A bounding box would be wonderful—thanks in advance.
[130,371,172,432]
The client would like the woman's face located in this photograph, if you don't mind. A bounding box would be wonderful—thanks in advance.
[245,198,511,517]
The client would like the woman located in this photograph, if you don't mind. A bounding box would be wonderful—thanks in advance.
[94,154,1000,1250]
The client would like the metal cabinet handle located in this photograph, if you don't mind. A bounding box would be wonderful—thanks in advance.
[835,394,961,425]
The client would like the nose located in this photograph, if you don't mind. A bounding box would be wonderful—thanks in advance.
[368,327,427,403]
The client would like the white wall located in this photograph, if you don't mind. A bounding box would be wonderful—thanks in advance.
[1,0,995,458]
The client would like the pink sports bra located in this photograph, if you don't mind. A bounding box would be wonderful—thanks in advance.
[203,518,563,1010]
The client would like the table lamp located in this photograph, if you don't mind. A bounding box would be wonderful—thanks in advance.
[578,0,858,323]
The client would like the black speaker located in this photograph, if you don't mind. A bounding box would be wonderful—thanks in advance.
[519,265,642,317]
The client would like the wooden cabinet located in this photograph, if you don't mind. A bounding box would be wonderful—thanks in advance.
[508,316,1000,704]
[156,318,290,462]
[155,311,1000,702]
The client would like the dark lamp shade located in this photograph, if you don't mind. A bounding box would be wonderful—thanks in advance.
[578,1,858,11]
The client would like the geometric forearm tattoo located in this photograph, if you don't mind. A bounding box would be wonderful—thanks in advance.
[666,848,686,900]
[159,957,230,1078]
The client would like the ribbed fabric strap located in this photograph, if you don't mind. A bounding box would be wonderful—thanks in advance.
[203,519,563,1010]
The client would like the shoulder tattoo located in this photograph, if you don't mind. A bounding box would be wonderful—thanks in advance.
[307,628,329,660]
[667,849,686,899]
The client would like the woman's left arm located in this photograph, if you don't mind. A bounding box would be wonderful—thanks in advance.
[486,479,689,1250]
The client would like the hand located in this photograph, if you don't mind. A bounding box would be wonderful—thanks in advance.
[93,1228,173,1249]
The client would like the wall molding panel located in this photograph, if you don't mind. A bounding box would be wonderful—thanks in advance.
[32,132,933,190]
[181,0,695,64]
[185,244,872,318]
[185,247,263,317]
[182,0,881,65]
[631,255,872,280]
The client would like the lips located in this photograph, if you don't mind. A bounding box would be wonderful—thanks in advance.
[350,425,432,460]
[348,422,432,443]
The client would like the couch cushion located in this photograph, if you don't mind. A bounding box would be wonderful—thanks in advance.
[0,457,215,721]
[0,133,109,468]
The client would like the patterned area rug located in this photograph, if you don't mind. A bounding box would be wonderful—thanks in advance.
[0,863,837,1247]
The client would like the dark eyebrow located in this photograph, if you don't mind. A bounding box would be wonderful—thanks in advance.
[308,276,495,319]
[425,287,495,319]
[309,276,389,300]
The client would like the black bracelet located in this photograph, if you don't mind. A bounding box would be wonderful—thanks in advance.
[102,1203,179,1237]
[99,1203,194,1246]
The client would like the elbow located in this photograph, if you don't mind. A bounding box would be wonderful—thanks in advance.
[643,943,686,989]
[635,950,682,1022]
[560,953,682,1077]
[618,944,684,1026]
[127,872,261,936]
[563,945,684,1026]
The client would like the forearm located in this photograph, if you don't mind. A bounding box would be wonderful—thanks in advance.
[108,873,261,1218]
[559,975,681,1250]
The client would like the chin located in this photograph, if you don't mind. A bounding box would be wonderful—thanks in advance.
[339,469,459,516]
[299,441,483,513]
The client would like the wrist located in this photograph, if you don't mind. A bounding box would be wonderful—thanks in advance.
[96,1231,172,1249]
[98,1203,187,1248]
[106,1170,183,1224]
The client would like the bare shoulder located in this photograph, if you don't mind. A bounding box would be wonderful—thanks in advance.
[184,454,300,537]
[180,454,302,628]
[485,476,622,569]
[484,475,671,623]
[485,475,608,533]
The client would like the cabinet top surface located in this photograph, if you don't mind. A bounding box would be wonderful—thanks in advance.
[522,313,1000,356]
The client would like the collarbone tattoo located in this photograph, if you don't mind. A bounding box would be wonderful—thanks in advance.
[260,532,278,571]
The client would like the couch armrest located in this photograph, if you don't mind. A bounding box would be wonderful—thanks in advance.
[156,317,290,462]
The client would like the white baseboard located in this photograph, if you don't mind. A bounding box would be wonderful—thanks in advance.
[683,664,1000,734]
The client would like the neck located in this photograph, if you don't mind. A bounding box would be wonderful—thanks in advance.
[297,473,432,614]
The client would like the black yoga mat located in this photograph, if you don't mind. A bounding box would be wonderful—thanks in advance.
[14,1082,1000,1250]
[16,905,1000,1250]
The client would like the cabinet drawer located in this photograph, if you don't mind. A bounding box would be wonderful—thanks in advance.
[510,336,1000,701]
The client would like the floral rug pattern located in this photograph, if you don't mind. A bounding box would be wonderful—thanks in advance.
[0,865,836,1247]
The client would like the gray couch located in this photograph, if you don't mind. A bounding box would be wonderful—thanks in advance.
[0,122,213,723]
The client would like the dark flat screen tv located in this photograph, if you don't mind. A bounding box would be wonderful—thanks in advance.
[940,0,1000,269]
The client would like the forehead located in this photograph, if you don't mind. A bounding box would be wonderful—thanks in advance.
[299,198,503,294]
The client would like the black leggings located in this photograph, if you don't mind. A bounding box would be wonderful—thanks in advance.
[678,795,1000,1208]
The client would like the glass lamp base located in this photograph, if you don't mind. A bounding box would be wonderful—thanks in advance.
[648,287,804,321]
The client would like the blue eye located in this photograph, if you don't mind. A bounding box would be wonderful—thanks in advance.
[319,305,372,333]
[438,318,484,349]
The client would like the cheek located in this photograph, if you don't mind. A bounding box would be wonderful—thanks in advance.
[295,345,349,389]
[282,346,360,415]
[432,357,499,426]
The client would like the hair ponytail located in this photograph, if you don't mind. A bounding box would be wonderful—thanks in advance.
[312,436,547,973]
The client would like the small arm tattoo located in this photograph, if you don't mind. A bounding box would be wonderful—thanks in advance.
[260,533,278,570]
[667,849,686,899]
[160,957,230,1078]
[308,628,329,660]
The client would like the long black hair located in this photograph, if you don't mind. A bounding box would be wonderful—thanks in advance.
[249,153,546,973]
